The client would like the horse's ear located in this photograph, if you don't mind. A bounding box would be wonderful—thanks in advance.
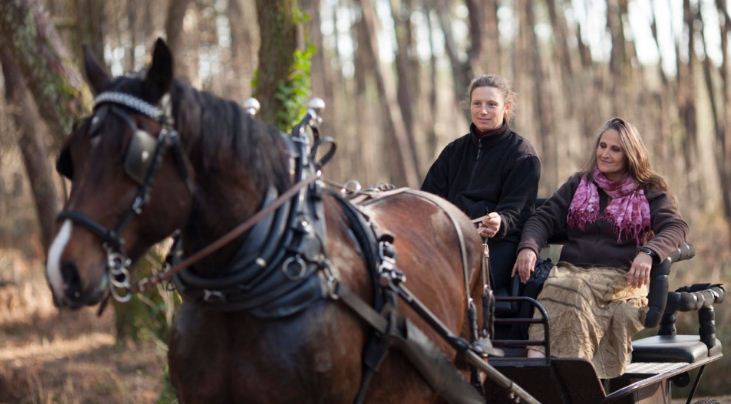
[83,45,110,95]
[144,38,173,101]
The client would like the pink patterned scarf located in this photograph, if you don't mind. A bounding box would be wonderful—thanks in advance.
[567,167,651,244]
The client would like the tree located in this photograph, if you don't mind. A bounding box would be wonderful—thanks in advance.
[0,47,58,251]
[253,0,308,131]
[0,0,91,148]
[70,0,104,66]
[164,0,193,79]
[359,0,419,186]
[390,0,422,173]
[228,0,258,101]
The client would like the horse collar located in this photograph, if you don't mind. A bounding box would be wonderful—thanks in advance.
[173,179,331,317]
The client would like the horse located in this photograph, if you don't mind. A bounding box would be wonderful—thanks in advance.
[45,39,487,403]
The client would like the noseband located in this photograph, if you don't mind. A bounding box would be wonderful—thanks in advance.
[57,91,193,302]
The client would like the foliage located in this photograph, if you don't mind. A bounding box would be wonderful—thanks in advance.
[156,366,178,404]
[113,249,181,344]
[274,44,315,132]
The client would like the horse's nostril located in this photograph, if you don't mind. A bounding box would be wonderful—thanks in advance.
[61,261,82,299]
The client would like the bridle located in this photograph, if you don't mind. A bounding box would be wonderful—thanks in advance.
[57,91,194,302]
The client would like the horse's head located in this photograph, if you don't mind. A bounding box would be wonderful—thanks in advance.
[47,39,194,308]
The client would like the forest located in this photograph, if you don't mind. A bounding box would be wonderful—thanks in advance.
[0,0,730,401]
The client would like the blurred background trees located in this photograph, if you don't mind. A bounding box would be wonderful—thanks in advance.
[0,0,730,398]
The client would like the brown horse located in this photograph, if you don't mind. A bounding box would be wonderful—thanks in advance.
[45,39,486,403]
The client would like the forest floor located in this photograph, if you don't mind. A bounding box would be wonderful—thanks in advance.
[0,240,729,404]
[0,248,164,403]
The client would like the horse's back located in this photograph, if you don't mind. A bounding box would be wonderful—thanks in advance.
[359,189,484,337]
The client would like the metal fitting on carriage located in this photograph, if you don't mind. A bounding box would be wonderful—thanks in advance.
[307,98,325,127]
[341,180,362,195]
[243,97,260,116]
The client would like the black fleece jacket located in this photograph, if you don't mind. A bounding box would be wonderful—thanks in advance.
[421,122,541,243]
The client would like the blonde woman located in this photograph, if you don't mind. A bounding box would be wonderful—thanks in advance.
[422,74,540,297]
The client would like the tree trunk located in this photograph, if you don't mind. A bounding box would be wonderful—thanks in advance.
[126,0,138,71]
[0,0,90,148]
[1,47,59,251]
[544,0,575,113]
[360,0,419,187]
[353,2,373,182]
[482,0,500,73]
[165,0,193,80]
[390,0,422,173]
[253,0,301,130]
[715,0,731,222]
[433,0,470,104]
[423,5,439,160]
[465,0,485,76]
[606,0,627,115]
[304,0,339,158]
[524,0,556,187]
[70,0,104,67]
[228,0,257,101]
[677,0,700,203]
[649,1,669,86]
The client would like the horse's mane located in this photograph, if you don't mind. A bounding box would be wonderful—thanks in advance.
[168,80,292,193]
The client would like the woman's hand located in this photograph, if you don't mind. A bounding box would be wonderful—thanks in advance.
[477,212,501,238]
[626,253,653,288]
[512,248,537,284]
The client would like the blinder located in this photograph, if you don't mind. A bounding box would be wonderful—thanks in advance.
[56,100,166,186]
[125,127,159,185]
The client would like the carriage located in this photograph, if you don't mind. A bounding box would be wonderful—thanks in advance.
[46,39,723,403]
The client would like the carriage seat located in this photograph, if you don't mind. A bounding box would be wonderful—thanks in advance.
[632,335,722,363]
[493,276,520,315]
[632,282,725,364]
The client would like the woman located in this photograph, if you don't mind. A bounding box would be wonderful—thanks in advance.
[512,117,687,379]
[421,74,540,296]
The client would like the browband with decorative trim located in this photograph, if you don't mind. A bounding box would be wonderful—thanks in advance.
[94,92,163,119]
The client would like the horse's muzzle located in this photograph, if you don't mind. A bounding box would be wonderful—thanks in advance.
[53,262,109,309]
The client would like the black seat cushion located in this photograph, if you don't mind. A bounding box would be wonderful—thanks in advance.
[632,335,721,363]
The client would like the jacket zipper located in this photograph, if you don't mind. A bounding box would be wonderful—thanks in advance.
[468,139,483,184]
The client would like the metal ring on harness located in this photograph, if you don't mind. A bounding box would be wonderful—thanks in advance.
[106,250,132,302]
[282,256,308,280]
[110,283,132,303]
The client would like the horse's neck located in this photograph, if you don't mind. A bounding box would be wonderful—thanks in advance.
[172,85,289,271]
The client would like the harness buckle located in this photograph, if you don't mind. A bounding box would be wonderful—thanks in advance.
[132,195,145,214]
[321,261,339,300]
[202,289,225,303]
[378,240,405,284]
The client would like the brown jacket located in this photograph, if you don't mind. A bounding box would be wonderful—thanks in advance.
[518,173,688,270]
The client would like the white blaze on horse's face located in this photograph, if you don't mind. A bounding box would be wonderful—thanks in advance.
[46,219,73,299]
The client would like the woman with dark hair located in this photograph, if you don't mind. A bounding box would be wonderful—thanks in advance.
[513,117,687,378]
[422,74,541,297]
